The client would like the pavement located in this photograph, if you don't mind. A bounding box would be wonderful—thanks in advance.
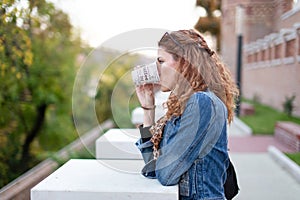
[227,118,300,200]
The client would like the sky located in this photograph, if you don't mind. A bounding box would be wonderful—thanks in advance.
[49,0,206,48]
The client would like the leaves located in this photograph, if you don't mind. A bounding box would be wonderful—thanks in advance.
[0,0,81,187]
[195,0,222,50]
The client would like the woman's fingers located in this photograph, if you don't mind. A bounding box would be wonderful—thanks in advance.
[135,84,155,105]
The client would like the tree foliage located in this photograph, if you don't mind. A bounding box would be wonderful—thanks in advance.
[95,53,140,128]
[194,0,222,51]
[0,0,81,187]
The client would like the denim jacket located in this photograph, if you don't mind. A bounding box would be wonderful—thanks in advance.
[136,91,229,200]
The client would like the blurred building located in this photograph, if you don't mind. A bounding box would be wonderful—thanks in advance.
[221,0,300,116]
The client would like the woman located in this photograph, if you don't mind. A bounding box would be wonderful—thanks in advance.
[135,29,239,200]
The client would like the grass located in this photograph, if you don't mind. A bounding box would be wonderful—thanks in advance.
[285,152,300,166]
[239,99,300,135]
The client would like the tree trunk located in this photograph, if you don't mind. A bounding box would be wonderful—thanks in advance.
[20,103,47,166]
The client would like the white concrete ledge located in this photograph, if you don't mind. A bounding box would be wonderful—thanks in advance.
[282,57,295,65]
[31,159,178,200]
[229,117,252,136]
[268,145,300,183]
[96,128,142,160]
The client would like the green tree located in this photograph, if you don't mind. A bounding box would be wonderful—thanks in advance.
[194,0,222,51]
[0,0,81,186]
[95,52,140,128]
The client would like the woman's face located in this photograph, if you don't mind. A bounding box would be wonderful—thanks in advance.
[157,48,179,92]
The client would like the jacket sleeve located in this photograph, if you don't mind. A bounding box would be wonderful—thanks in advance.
[136,125,155,166]
[155,93,214,186]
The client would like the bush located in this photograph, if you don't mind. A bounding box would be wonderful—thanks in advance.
[282,95,296,116]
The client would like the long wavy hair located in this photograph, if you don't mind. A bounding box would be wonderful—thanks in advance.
[150,29,239,159]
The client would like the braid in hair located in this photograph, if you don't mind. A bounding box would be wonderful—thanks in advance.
[179,29,215,57]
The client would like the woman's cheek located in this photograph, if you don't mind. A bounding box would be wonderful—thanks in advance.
[159,67,169,88]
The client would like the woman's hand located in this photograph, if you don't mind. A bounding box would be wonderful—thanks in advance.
[135,83,160,127]
[135,84,156,108]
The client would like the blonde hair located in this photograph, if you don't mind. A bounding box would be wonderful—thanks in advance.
[150,29,239,159]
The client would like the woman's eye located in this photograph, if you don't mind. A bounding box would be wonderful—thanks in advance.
[157,58,164,64]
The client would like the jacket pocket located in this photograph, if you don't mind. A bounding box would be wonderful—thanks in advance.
[179,171,190,197]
